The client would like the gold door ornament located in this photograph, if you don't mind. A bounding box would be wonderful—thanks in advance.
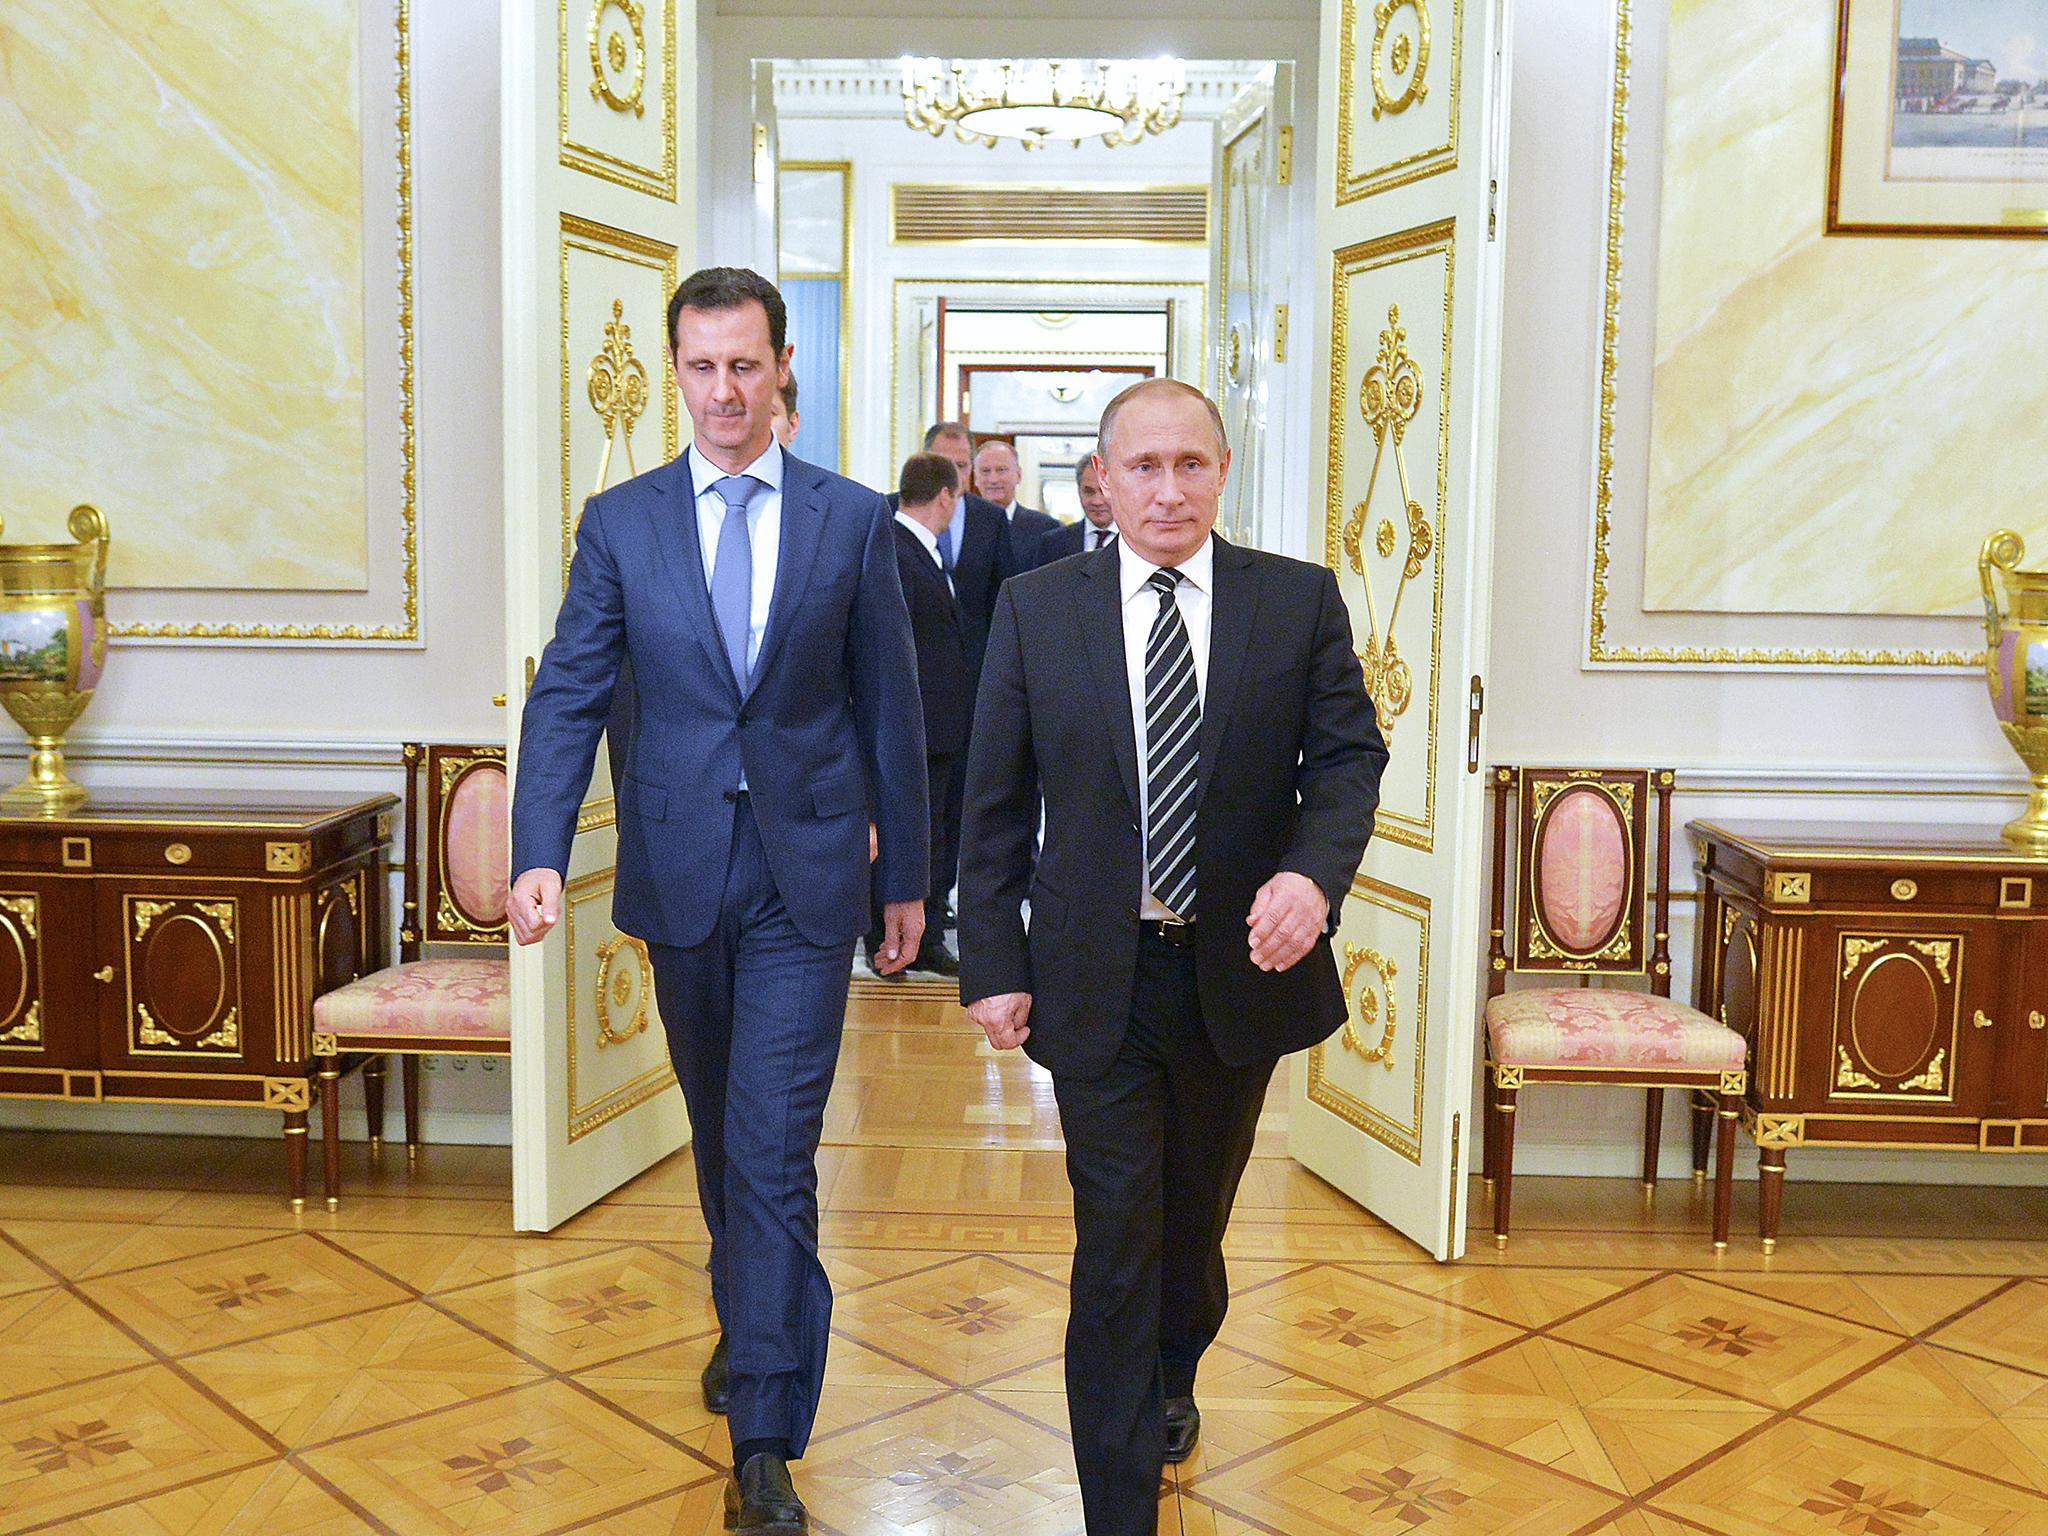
[1341,304,1435,738]
[587,299,650,500]
[588,0,647,117]
[594,933,654,1049]
[1340,943,1400,1067]
[1979,529,2048,850]
[1371,0,1432,118]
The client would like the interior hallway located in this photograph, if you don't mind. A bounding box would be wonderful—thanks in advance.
[4,990,2048,1533]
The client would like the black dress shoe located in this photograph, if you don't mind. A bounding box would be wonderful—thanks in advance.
[912,942,961,978]
[1163,1395,1200,1464]
[701,1335,729,1414]
[723,1452,808,1534]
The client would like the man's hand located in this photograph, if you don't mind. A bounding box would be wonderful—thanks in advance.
[968,992,1032,1051]
[868,822,879,864]
[872,898,925,975]
[509,868,564,946]
[1246,872,1329,973]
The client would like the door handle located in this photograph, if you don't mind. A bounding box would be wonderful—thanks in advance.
[491,694,507,708]
[1972,1009,1995,1030]
[93,965,114,984]
[2030,1010,2045,1031]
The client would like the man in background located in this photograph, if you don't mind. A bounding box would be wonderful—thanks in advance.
[769,374,800,448]
[868,453,973,979]
[974,436,1059,559]
[1032,457,1117,567]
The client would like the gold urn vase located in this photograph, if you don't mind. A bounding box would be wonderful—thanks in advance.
[0,506,109,814]
[1981,529,2048,852]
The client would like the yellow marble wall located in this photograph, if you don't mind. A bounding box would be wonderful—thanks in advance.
[1643,0,2048,617]
[0,0,366,591]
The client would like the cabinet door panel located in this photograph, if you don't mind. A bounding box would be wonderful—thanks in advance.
[0,881,90,1071]
[96,883,260,1074]
[1814,919,1999,1119]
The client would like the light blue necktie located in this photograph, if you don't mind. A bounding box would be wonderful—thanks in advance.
[709,474,763,680]
[936,521,956,571]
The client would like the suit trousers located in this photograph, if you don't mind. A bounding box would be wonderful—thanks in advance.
[868,750,955,950]
[646,795,853,1456]
[1051,929,1275,1535]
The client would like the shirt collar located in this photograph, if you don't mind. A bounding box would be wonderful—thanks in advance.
[688,439,784,499]
[893,509,940,556]
[1118,532,1215,604]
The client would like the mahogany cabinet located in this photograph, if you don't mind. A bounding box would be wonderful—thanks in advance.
[1690,819,2048,1247]
[0,793,395,1206]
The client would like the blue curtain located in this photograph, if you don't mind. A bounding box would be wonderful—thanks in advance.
[782,278,842,474]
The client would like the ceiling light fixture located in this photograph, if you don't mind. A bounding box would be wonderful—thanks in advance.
[900,58,1188,150]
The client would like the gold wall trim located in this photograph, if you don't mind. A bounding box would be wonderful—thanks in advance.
[1336,0,1462,204]
[559,216,680,592]
[114,0,418,643]
[1325,220,1454,853]
[1586,0,1976,670]
[890,182,1210,244]
[558,0,677,199]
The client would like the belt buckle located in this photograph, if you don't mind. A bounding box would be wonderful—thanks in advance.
[1156,917,1194,947]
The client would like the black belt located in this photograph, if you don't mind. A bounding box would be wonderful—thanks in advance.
[1140,918,1197,948]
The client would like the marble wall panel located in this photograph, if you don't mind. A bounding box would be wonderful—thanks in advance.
[1642,0,2048,618]
[0,0,367,591]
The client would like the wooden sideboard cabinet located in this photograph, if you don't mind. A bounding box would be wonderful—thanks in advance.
[0,793,396,1207]
[1690,819,2048,1248]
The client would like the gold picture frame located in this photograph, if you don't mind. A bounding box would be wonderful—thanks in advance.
[1827,0,2048,238]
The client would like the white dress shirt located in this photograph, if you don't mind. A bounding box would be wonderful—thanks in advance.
[689,439,783,677]
[894,509,951,592]
[1120,535,1214,920]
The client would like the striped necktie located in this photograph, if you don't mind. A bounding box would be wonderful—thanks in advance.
[1143,568,1200,919]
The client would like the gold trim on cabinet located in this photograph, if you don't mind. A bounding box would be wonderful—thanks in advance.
[1324,221,1454,854]
[267,841,312,874]
[2003,877,2035,908]
[116,0,417,641]
[1766,871,1812,905]
[1336,0,1462,203]
[559,0,677,199]
[0,889,39,1049]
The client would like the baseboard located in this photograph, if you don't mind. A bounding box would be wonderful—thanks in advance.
[0,1100,512,1146]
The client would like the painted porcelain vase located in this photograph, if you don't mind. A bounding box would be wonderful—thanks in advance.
[0,505,109,814]
[1980,528,2048,852]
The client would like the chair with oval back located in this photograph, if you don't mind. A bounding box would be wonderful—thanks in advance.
[1482,767,1749,1248]
[310,743,508,1207]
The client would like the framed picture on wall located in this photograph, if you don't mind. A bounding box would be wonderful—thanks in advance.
[1829,0,2048,236]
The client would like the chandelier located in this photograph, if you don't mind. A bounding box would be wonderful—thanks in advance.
[900,58,1188,150]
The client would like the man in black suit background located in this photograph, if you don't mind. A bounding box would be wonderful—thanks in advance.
[973,436,1059,560]
[1031,456,1118,567]
[958,378,1387,1535]
[866,453,973,979]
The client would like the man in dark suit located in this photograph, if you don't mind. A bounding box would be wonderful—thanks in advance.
[958,378,1387,1535]
[973,436,1060,559]
[1031,456,1118,567]
[866,452,972,979]
[510,267,928,1534]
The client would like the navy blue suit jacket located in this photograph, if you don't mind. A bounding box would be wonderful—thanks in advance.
[512,448,929,949]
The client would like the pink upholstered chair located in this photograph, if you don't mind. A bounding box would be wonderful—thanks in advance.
[311,744,508,1207]
[1483,767,1748,1248]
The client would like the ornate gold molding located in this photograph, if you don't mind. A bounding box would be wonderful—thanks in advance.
[595,933,653,1049]
[587,299,651,496]
[1586,0,1977,670]
[560,0,677,199]
[1339,942,1399,1067]
[1370,0,1432,118]
[588,0,646,116]
[114,0,417,642]
[1336,0,1462,203]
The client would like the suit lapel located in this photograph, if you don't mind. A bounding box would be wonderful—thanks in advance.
[1078,545,1142,819]
[745,453,825,697]
[647,448,740,697]
[1195,537,1259,813]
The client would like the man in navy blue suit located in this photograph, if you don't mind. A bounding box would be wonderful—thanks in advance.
[509,267,927,1535]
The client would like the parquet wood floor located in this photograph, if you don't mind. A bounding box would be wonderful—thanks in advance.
[4,994,2048,1533]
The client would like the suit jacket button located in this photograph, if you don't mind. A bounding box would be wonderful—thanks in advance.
[723,790,739,803]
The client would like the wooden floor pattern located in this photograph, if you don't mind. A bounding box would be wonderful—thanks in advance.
[5,993,2048,1532]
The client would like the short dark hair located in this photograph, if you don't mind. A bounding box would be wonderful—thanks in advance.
[667,266,787,355]
[778,374,799,415]
[922,421,970,450]
[899,452,960,507]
